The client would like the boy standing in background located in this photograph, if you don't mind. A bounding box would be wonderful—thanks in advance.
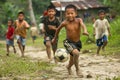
[93,10,111,55]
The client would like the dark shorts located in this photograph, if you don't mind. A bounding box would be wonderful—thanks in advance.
[32,36,36,40]
[44,36,58,50]
[96,35,108,46]
[63,39,82,56]
[6,39,14,46]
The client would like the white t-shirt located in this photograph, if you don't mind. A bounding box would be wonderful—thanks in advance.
[93,18,110,39]
[30,27,38,36]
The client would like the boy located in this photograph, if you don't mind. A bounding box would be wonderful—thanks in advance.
[30,23,38,43]
[6,19,16,56]
[93,10,111,55]
[14,12,30,57]
[52,4,89,76]
[42,5,60,62]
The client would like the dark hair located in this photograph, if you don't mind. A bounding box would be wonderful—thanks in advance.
[8,19,13,24]
[18,11,24,16]
[47,5,56,11]
[98,10,105,14]
[65,4,77,12]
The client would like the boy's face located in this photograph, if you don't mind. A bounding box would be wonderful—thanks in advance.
[18,14,24,21]
[47,9,56,18]
[99,12,105,19]
[8,21,12,26]
[65,8,77,21]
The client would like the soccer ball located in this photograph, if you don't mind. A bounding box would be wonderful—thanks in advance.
[55,48,68,62]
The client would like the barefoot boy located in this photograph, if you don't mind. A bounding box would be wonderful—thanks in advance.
[14,12,30,57]
[6,19,16,56]
[30,23,38,44]
[42,5,60,62]
[52,4,89,76]
[93,10,111,55]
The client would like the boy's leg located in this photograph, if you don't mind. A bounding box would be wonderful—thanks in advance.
[72,49,83,77]
[46,40,52,61]
[17,40,24,57]
[96,46,101,55]
[16,35,24,57]
[66,55,74,75]
[13,46,16,54]
[21,38,26,57]
[102,35,108,51]
[6,44,9,56]
[102,41,107,51]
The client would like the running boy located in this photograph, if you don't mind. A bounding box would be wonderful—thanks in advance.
[52,4,89,76]
[42,5,60,62]
[6,19,16,56]
[93,10,111,55]
[30,23,38,44]
[14,12,30,57]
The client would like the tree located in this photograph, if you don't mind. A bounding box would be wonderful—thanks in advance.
[28,0,37,26]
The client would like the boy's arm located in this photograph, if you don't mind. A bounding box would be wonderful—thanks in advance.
[106,20,111,36]
[48,25,57,31]
[52,22,65,43]
[93,21,96,36]
[79,18,89,36]
[24,21,30,29]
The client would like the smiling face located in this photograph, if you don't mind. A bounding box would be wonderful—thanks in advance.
[47,9,56,18]
[65,8,77,21]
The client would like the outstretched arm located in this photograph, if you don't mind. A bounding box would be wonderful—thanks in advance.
[79,18,89,36]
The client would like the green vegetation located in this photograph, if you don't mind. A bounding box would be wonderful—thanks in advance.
[0,18,120,79]
[0,42,54,79]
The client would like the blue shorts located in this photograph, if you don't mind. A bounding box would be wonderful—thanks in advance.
[16,35,26,46]
[6,39,14,46]
[96,35,107,46]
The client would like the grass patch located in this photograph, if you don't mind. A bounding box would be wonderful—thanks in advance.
[0,43,55,79]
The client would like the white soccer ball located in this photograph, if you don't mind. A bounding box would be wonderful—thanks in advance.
[55,48,68,62]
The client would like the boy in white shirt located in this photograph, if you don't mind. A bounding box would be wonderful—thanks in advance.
[93,10,111,55]
[30,23,38,43]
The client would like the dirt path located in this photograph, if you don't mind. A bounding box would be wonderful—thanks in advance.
[0,40,120,80]
[23,46,120,80]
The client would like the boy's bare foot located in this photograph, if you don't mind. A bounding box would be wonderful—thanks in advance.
[66,65,72,75]
[76,70,83,78]
[14,50,16,54]
[21,54,24,57]
[6,53,9,56]
[94,54,99,57]
[102,47,105,52]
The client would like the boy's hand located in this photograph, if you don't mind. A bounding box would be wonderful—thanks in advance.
[52,38,56,44]
[10,36,14,40]
[48,25,56,30]
[109,33,111,36]
[83,32,89,36]
[93,33,96,36]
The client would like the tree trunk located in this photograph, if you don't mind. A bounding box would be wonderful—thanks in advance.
[28,0,37,26]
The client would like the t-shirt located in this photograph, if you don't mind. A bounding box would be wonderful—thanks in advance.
[43,17,60,37]
[6,26,15,40]
[93,18,110,39]
[30,27,38,36]
[14,20,29,38]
